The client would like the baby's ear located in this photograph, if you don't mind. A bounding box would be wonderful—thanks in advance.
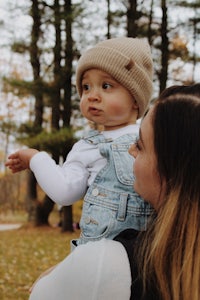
[132,99,139,109]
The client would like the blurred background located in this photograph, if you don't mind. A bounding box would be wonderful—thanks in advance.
[0,1,200,299]
[0,0,199,230]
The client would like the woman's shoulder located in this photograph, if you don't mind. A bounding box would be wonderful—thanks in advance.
[73,238,131,269]
[29,238,132,300]
[69,239,132,299]
[71,232,139,276]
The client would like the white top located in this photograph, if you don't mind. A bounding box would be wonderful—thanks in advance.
[29,239,131,300]
[30,124,139,205]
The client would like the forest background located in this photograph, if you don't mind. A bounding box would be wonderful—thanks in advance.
[0,0,200,231]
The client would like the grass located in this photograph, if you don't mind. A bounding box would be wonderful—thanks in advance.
[0,208,81,300]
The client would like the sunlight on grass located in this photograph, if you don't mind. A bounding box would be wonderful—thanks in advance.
[0,198,82,299]
[0,226,80,300]
[0,210,28,224]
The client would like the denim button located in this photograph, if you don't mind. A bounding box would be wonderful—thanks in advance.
[92,188,99,196]
[85,217,90,224]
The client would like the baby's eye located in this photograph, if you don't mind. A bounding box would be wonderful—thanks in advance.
[102,82,112,89]
[82,83,90,91]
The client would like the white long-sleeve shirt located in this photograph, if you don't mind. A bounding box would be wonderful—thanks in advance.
[30,124,139,205]
[29,239,131,300]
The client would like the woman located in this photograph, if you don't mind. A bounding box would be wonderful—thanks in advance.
[29,92,200,300]
[128,92,200,300]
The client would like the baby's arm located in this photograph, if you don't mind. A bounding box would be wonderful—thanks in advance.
[6,139,94,205]
[5,149,39,173]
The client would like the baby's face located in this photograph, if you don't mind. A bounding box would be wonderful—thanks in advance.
[80,69,138,131]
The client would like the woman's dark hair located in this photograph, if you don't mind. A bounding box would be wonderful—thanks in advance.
[159,83,200,100]
[138,93,200,300]
[153,93,200,195]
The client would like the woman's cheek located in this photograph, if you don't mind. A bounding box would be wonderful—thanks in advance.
[133,161,140,192]
[133,159,139,179]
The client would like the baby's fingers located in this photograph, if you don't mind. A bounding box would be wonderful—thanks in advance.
[7,152,20,159]
[5,158,19,167]
[5,159,27,172]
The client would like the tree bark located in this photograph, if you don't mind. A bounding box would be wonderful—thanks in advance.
[147,0,154,46]
[28,0,43,223]
[36,0,75,230]
[61,206,74,232]
[106,0,111,39]
[61,0,74,232]
[159,0,169,93]
[127,0,138,37]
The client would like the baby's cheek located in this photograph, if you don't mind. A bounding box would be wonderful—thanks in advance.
[108,103,126,115]
[80,100,87,115]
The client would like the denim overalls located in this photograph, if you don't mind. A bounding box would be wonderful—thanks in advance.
[76,130,153,246]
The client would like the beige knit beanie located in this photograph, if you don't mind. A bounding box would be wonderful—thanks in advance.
[76,37,153,118]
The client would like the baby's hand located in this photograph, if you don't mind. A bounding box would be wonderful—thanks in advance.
[5,149,39,173]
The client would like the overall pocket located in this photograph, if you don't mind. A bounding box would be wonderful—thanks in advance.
[112,143,134,186]
[80,201,115,241]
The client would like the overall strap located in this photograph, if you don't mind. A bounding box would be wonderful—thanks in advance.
[83,129,112,145]
[114,229,142,300]
[114,229,161,300]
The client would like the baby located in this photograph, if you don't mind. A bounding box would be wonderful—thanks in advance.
[6,37,154,247]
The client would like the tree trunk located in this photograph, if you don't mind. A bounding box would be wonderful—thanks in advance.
[191,16,197,83]
[61,206,74,232]
[35,195,55,226]
[60,0,74,232]
[159,0,169,93]
[52,0,61,131]
[63,0,72,127]
[106,0,111,39]
[26,172,37,222]
[28,0,43,223]
[147,0,154,46]
[35,0,75,230]
[36,0,63,226]
[127,0,138,37]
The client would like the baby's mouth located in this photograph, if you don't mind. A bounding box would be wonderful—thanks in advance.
[89,107,102,114]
